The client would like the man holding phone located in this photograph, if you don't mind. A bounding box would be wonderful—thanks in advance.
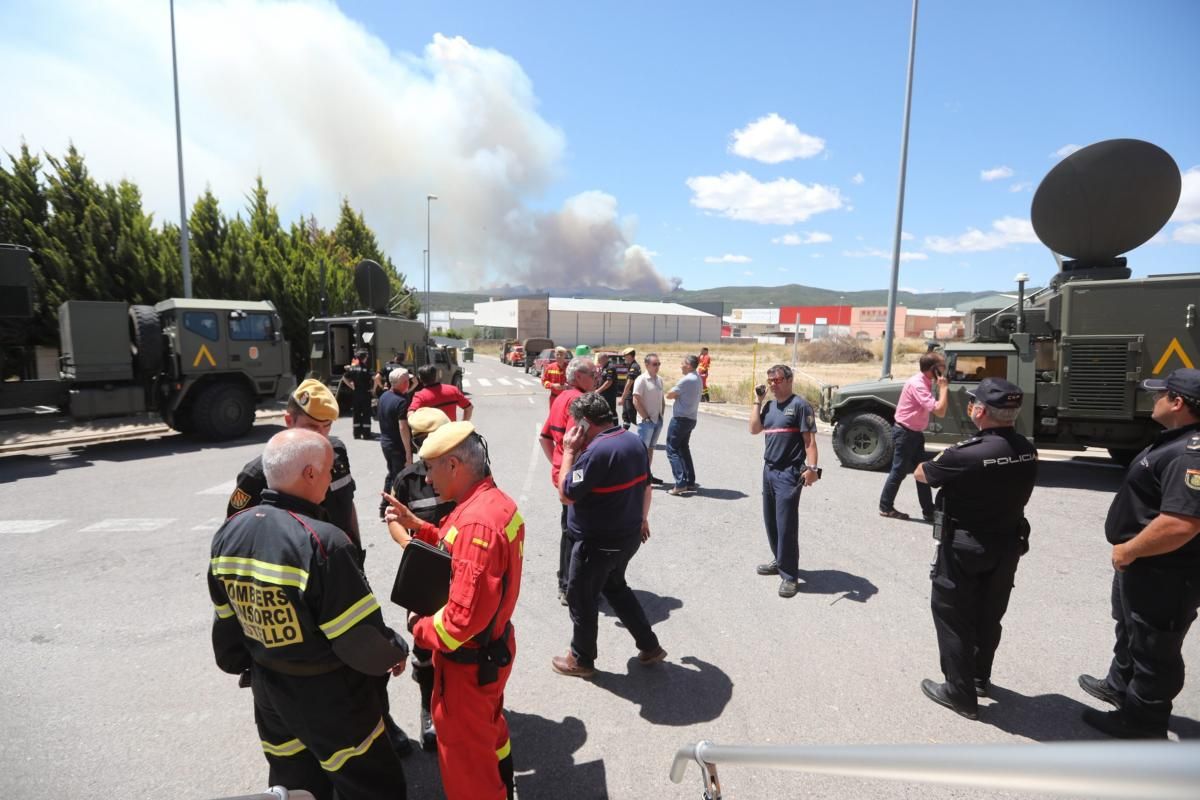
[879,352,949,521]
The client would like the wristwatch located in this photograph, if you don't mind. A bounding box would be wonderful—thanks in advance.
[805,465,822,477]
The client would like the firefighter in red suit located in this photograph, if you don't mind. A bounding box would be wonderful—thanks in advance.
[383,421,523,800]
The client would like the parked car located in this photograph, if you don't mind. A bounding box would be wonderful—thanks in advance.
[528,348,555,376]
[505,345,526,367]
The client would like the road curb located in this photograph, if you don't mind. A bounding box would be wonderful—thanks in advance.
[0,409,287,455]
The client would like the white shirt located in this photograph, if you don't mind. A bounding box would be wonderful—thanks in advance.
[632,372,665,423]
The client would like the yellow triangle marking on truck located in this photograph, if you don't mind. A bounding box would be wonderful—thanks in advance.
[193,344,217,368]
[405,344,415,363]
[1152,338,1195,374]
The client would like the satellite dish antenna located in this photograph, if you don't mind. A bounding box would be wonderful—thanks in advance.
[1031,139,1180,265]
[354,259,391,313]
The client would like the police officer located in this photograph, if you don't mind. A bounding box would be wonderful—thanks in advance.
[342,349,375,439]
[209,429,409,800]
[383,422,523,800]
[228,379,360,555]
[384,406,454,752]
[914,377,1037,719]
[551,392,666,677]
[1078,367,1200,739]
[749,364,820,598]
[619,347,641,429]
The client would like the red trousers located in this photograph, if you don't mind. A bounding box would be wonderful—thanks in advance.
[431,643,515,800]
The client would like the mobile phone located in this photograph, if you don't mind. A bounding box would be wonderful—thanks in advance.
[577,419,591,435]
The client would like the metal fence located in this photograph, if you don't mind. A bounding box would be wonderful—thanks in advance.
[670,740,1200,799]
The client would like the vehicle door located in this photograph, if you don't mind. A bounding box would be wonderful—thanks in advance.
[938,352,1013,437]
[228,310,285,382]
[179,309,226,375]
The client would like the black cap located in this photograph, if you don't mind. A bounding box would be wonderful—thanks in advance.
[1140,368,1200,401]
[967,377,1024,409]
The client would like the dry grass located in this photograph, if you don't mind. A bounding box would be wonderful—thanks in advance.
[468,338,929,406]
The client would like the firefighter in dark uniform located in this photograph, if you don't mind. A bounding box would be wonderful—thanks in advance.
[383,406,455,752]
[226,379,411,755]
[209,429,409,800]
[383,422,523,800]
[1079,367,1200,739]
[619,347,640,429]
[227,379,360,556]
[342,349,375,439]
[914,377,1038,720]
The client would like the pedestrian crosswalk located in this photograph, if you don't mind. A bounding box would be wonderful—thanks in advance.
[461,375,541,390]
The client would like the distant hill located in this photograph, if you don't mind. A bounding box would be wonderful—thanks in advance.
[427,284,1002,314]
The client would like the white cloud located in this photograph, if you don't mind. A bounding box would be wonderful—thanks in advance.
[901,231,914,241]
[1174,223,1200,244]
[924,217,1038,253]
[810,253,823,258]
[842,248,928,262]
[742,270,754,276]
[686,172,843,224]
[0,1,677,291]
[704,254,751,263]
[981,166,1014,182]
[1009,181,1032,193]
[1053,143,1083,159]
[1170,167,1200,223]
[851,172,865,185]
[771,231,832,245]
[729,113,825,163]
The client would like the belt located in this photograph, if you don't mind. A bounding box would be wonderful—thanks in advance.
[442,623,513,665]
[895,422,919,433]
[254,654,343,677]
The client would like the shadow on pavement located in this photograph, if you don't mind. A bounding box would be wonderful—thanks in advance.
[980,686,1113,741]
[795,568,879,603]
[397,747,446,800]
[0,424,283,483]
[590,655,733,726]
[600,590,682,628]
[508,710,608,800]
[693,487,749,500]
[1035,460,1125,492]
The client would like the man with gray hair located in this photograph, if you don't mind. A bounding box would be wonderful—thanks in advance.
[551,392,666,678]
[913,377,1038,720]
[209,429,410,799]
[665,354,703,495]
[540,356,597,603]
[377,367,414,519]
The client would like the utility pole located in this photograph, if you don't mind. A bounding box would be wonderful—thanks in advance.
[426,194,438,330]
[170,0,192,297]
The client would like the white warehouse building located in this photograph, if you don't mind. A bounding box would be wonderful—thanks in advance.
[473,296,721,348]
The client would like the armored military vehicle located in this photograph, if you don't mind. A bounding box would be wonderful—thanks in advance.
[307,259,463,407]
[820,139,1197,469]
[0,244,292,440]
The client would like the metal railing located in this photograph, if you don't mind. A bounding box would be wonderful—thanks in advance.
[670,741,1200,799]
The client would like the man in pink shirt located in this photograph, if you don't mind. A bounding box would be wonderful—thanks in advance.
[879,351,949,521]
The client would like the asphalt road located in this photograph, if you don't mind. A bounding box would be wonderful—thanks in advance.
[1,355,1197,799]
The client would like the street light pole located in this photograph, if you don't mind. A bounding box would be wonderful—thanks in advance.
[169,0,192,297]
[426,194,438,331]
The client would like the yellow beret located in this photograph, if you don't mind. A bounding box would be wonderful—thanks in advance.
[419,420,475,460]
[292,378,339,423]
[409,406,450,435]
[621,347,636,356]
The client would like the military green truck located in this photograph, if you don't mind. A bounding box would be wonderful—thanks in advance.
[0,244,293,440]
[820,139,1197,470]
[306,259,463,407]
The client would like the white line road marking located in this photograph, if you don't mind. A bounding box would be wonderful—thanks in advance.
[518,377,539,386]
[498,378,513,386]
[197,480,236,496]
[462,379,472,388]
[0,520,66,534]
[81,518,174,533]
[477,378,493,387]
[516,423,544,506]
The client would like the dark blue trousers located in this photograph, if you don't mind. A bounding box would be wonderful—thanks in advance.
[566,536,659,667]
[665,416,697,488]
[879,424,933,516]
[380,444,405,507]
[763,464,803,580]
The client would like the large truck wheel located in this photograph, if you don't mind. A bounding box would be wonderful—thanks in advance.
[162,407,196,435]
[832,411,893,471]
[128,305,164,375]
[193,382,255,440]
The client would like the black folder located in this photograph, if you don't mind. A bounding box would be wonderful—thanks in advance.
[390,539,452,616]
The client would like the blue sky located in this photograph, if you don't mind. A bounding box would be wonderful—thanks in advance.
[2,0,1197,295]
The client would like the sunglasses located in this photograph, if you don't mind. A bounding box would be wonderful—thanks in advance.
[767,377,786,385]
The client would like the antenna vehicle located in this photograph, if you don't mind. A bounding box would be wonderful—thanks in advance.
[819,139,1198,469]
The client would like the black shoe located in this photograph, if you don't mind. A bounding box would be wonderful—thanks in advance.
[920,679,978,720]
[1080,707,1166,740]
[385,716,414,757]
[974,678,990,697]
[420,708,437,751]
[649,475,665,485]
[778,578,799,598]
[1078,674,1123,709]
[756,560,780,576]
